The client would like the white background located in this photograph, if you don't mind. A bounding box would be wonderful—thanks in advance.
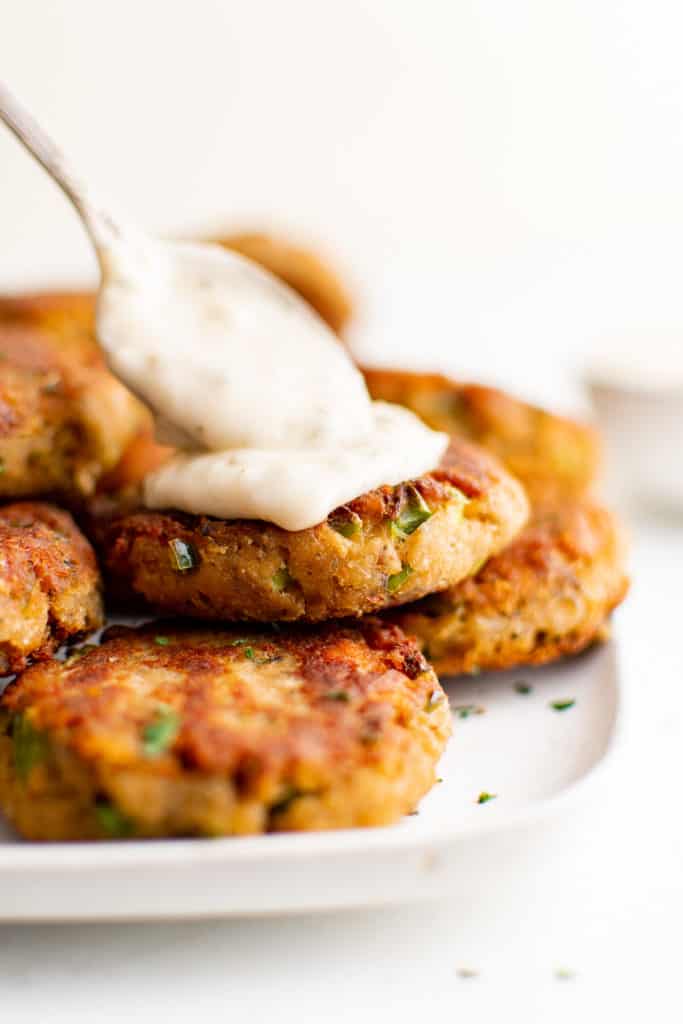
[2,3,683,1020]
[3,1,683,404]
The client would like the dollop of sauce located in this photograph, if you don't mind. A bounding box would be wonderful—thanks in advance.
[97,237,448,530]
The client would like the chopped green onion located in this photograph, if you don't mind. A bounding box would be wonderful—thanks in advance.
[68,643,99,661]
[391,487,433,538]
[329,511,361,539]
[167,538,198,573]
[95,801,134,838]
[142,706,180,756]
[154,635,170,647]
[271,567,294,592]
[477,791,497,804]
[550,699,575,712]
[270,784,302,816]
[324,690,351,702]
[387,564,413,594]
[12,714,48,781]
[515,682,532,695]
[454,704,485,719]
[0,458,5,475]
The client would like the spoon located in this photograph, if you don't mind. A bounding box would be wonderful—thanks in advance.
[0,81,373,453]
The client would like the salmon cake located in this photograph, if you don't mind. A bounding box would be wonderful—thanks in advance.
[0,292,151,498]
[389,499,628,676]
[90,438,529,622]
[0,619,451,840]
[215,233,353,334]
[0,502,103,675]
[362,367,600,504]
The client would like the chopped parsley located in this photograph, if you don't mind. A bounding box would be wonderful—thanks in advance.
[0,458,5,476]
[271,567,294,593]
[12,714,48,781]
[154,635,170,647]
[329,510,361,539]
[243,645,279,666]
[391,487,433,539]
[142,706,180,756]
[324,690,351,702]
[453,704,485,719]
[270,784,302,816]
[515,682,532,695]
[477,791,497,804]
[387,564,414,594]
[167,538,198,573]
[68,643,99,661]
[95,801,134,838]
[550,699,575,712]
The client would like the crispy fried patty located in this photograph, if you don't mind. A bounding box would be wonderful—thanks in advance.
[388,499,628,676]
[90,438,529,622]
[362,367,600,504]
[0,619,450,840]
[0,292,151,499]
[215,233,353,334]
[0,502,103,675]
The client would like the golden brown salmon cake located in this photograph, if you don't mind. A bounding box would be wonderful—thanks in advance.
[0,502,103,675]
[388,499,628,676]
[89,438,528,623]
[215,233,353,334]
[0,618,451,840]
[362,367,600,504]
[0,292,151,499]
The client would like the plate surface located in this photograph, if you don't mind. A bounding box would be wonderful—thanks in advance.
[0,639,620,921]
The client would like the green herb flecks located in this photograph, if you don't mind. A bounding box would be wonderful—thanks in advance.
[142,706,180,757]
[550,699,575,712]
[95,801,135,838]
[329,510,361,539]
[167,538,198,573]
[391,487,433,540]
[387,564,414,595]
[67,643,99,661]
[453,704,485,719]
[12,714,49,781]
[424,689,445,712]
[271,567,294,593]
[243,645,279,666]
[477,791,497,804]
[324,690,351,702]
[515,682,532,695]
[270,784,303,817]
[0,457,5,476]
[154,635,170,647]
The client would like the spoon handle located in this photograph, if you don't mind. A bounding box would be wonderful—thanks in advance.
[0,79,125,256]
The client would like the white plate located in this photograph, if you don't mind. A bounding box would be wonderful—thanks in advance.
[0,639,620,921]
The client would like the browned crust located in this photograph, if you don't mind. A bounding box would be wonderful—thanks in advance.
[389,499,629,675]
[89,438,529,622]
[362,366,601,503]
[215,233,353,335]
[0,293,151,499]
[0,620,451,839]
[0,502,103,674]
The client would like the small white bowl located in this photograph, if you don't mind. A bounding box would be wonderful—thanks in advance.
[586,351,683,516]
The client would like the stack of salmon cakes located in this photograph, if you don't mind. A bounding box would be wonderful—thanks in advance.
[0,238,628,842]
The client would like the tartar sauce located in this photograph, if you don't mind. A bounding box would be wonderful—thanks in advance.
[96,236,448,530]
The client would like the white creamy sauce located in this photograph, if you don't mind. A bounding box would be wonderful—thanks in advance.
[96,236,448,531]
